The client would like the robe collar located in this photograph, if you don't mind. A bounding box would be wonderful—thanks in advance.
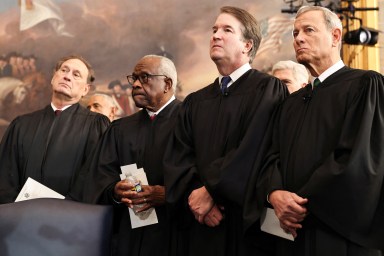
[146,95,176,117]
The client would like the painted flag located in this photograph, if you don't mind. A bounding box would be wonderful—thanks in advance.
[256,15,294,57]
[19,0,72,36]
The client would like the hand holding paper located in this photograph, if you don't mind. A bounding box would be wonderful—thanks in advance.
[260,207,294,241]
[120,164,158,229]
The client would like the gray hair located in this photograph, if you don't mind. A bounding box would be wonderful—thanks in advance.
[142,55,177,93]
[296,6,343,50]
[272,60,309,85]
[91,93,116,107]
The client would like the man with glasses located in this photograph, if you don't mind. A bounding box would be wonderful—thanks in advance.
[0,55,110,203]
[164,6,287,256]
[69,55,181,256]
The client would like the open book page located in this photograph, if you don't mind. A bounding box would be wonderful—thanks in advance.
[15,177,65,202]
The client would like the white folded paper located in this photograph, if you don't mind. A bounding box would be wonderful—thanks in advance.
[120,164,158,229]
[260,207,294,241]
[15,177,65,202]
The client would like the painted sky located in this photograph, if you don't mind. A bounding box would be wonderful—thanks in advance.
[0,0,302,97]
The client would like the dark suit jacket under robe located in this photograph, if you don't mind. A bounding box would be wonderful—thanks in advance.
[253,67,384,256]
[0,103,110,203]
[164,69,287,256]
[70,99,181,256]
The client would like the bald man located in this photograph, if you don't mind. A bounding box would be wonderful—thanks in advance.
[87,93,117,121]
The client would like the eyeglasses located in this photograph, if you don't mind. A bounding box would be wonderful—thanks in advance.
[126,73,168,85]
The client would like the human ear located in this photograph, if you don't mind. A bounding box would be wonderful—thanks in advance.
[164,78,172,93]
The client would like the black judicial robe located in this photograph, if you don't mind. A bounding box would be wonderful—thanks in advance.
[254,67,384,255]
[71,99,181,256]
[0,104,109,203]
[164,70,287,256]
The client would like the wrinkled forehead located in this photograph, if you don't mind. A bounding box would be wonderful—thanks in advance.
[214,13,242,29]
[294,10,324,27]
[89,96,109,107]
[134,57,160,74]
[60,58,89,75]
[90,95,104,103]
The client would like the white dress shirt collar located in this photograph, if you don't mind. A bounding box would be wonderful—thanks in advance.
[219,63,251,88]
[51,103,71,112]
[311,60,345,86]
[146,95,176,117]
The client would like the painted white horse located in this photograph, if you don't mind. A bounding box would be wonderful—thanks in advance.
[12,85,28,104]
[0,77,25,100]
[0,77,26,111]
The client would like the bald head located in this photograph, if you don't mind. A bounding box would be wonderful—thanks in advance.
[87,93,117,121]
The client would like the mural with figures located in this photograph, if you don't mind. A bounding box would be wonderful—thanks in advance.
[0,0,340,138]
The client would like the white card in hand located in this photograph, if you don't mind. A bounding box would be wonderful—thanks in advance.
[120,164,158,229]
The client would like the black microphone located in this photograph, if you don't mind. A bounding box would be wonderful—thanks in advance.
[303,94,312,102]
[223,88,229,96]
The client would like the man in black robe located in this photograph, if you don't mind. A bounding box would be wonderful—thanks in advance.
[163,6,287,256]
[69,55,181,256]
[0,55,109,203]
[254,6,384,256]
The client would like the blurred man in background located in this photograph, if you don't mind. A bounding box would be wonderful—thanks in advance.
[87,93,117,121]
[272,60,308,93]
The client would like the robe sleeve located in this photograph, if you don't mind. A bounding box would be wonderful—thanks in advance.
[242,103,284,231]
[69,122,122,204]
[83,114,110,159]
[297,71,384,249]
[164,96,202,205]
[0,117,23,203]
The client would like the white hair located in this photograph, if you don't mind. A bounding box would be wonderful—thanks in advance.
[272,60,309,85]
[142,55,177,92]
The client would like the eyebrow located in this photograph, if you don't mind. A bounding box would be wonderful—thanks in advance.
[61,65,83,75]
[212,24,234,30]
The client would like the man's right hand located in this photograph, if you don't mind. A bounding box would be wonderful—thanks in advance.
[113,180,137,207]
[269,190,308,238]
[204,204,224,227]
[188,186,215,224]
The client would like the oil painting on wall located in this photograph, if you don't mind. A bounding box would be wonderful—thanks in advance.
[0,0,326,138]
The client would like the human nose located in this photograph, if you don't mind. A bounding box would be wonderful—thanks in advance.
[132,79,142,89]
[63,76,71,81]
[61,71,71,81]
[212,31,221,40]
[294,31,304,44]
